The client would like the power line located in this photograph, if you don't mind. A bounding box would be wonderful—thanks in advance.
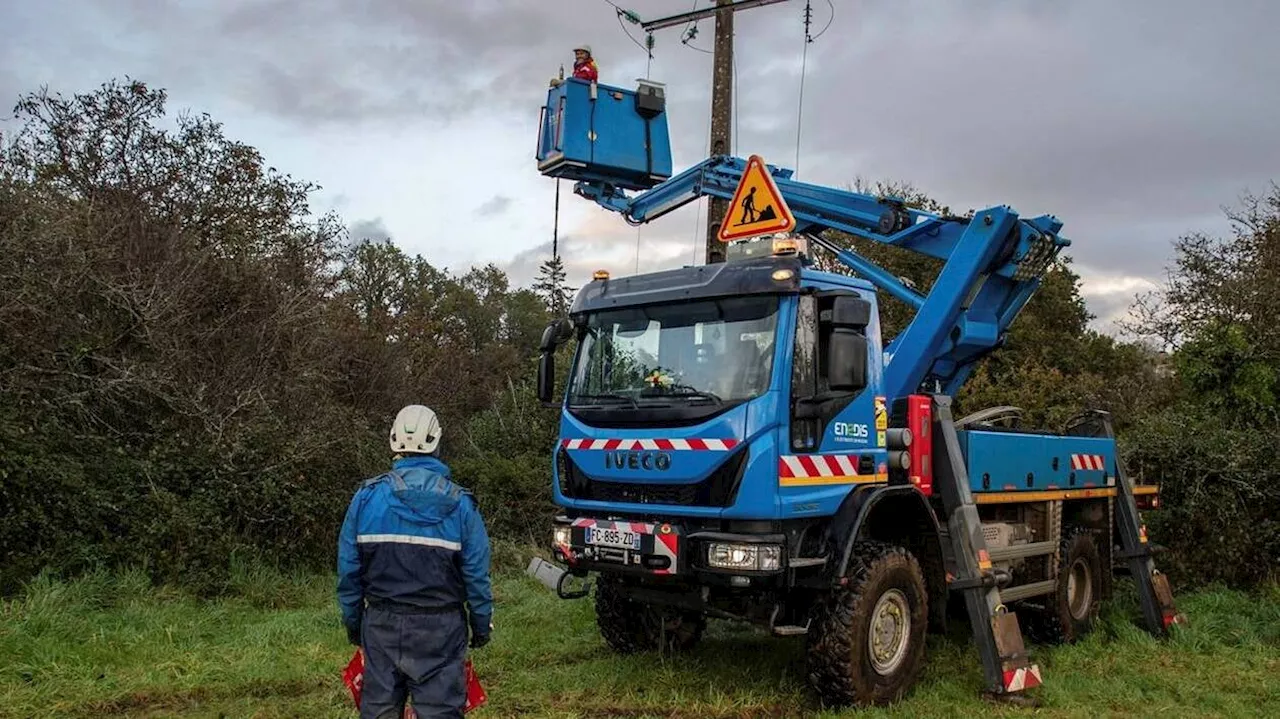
[616,10,652,59]
[794,0,834,179]
[681,33,714,54]
[552,178,561,259]
[794,0,813,178]
[812,0,835,41]
[679,9,714,55]
[678,0,702,39]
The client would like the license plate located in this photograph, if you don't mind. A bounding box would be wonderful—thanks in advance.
[586,526,641,550]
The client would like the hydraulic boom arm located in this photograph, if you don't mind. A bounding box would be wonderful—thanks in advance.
[570,154,1070,402]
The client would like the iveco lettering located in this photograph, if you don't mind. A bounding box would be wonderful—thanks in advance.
[604,451,672,471]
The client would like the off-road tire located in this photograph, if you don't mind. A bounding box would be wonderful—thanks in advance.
[1023,525,1102,644]
[594,575,705,654]
[805,541,929,707]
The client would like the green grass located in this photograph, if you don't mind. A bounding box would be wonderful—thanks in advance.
[2,554,1277,718]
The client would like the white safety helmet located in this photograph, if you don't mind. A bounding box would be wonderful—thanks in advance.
[575,44,592,56]
[389,404,442,455]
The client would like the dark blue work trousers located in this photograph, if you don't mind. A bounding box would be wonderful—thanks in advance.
[360,603,468,719]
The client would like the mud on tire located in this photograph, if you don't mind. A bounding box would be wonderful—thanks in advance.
[1022,525,1102,644]
[594,575,705,654]
[805,540,929,707]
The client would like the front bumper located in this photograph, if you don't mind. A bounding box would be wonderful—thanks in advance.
[550,515,788,583]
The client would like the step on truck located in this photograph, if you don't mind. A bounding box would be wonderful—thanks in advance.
[527,75,1183,707]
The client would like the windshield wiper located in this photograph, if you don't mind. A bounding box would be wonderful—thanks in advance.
[664,385,723,404]
[571,393,639,408]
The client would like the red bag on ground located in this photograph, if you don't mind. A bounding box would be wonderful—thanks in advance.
[343,648,488,716]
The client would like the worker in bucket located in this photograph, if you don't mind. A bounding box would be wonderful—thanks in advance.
[337,404,493,719]
[572,44,598,82]
[551,44,599,87]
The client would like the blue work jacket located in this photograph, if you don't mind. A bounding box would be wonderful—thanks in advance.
[337,455,492,637]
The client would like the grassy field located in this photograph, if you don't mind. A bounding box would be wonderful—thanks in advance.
[2,553,1277,718]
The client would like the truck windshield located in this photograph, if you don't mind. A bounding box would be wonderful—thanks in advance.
[568,295,779,407]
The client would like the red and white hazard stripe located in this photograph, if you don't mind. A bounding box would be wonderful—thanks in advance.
[561,437,739,451]
[1003,664,1043,692]
[571,517,659,533]
[1070,454,1106,471]
[778,454,885,485]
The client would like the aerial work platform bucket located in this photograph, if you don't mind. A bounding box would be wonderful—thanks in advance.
[536,77,673,191]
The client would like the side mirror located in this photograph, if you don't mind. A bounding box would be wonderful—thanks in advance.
[540,318,573,352]
[828,332,868,392]
[822,295,870,393]
[537,318,575,405]
[537,350,556,404]
[824,295,871,328]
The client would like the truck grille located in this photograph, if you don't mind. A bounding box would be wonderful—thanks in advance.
[558,447,748,508]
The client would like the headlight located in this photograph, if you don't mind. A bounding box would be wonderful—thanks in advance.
[553,526,572,546]
[706,542,782,571]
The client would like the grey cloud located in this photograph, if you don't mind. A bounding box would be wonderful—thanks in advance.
[6,0,1276,337]
[502,240,563,290]
[770,0,1279,279]
[1084,291,1150,336]
[501,206,703,291]
[347,218,394,244]
[474,195,513,218]
[48,0,679,126]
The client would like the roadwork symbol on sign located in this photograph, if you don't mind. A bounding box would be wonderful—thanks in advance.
[718,155,796,242]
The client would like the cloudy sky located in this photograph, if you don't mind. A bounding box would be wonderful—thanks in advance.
[4,0,1277,333]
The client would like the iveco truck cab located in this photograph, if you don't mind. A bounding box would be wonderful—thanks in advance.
[545,235,891,573]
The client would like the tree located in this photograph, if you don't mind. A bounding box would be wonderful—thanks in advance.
[1124,182,1280,424]
[1119,183,1280,588]
[533,254,574,315]
[0,78,367,593]
[0,77,558,594]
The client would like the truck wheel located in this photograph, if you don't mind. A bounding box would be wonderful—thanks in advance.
[805,541,929,707]
[594,576,705,654]
[1024,525,1102,644]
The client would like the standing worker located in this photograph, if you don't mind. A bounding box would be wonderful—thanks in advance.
[337,404,493,719]
[572,44,598,82]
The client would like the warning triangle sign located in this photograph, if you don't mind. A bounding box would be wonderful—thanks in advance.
[718,155,796,242]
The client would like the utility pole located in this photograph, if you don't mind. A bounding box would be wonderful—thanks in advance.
[638,0,792,265]
[705,0,734,265]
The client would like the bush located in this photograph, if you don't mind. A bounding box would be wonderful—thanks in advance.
[1124,407,1280,590]
[450,374,561,546]
[0,79,554,596]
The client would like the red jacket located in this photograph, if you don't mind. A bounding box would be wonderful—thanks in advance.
[573,59,598,82]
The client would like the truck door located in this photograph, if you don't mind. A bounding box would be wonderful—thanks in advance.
[787,290,883,452]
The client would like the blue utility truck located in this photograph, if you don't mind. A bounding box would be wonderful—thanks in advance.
[530,76,1180,707]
